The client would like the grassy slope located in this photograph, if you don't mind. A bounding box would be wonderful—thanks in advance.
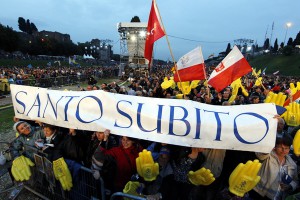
[249,53,300,76]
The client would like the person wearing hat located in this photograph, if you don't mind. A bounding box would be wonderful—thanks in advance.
[11,121,44,161]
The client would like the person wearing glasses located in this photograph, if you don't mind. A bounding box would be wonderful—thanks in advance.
[248,135,298,200]
[11,121,45,161]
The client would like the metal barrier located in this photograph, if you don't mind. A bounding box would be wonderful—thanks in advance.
[15,75,88,88]
[22,155,106,200]
[1,143,106,200]
[110,192,146,200]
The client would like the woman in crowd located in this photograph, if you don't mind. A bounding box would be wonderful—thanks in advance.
[169,146,206,200]
[85,129,119,167]
[249,135,298,199]
[92,136,143,193]
[39,124,65,161]
[11,121,45,161]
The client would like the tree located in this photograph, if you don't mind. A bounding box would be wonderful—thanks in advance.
[131,16,141,22]
[0,24,19,52]
[273,38,278,53]
[293,31,300,47]
[18,17,27,32]
[31,23,38,32]
[280,42,284,49]
[263,38,270,49]
[225,43,231,55]
[26,19,32,34]
[287,37,293,46]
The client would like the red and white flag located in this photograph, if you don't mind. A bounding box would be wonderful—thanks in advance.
[174,46,206,82]
[144,0,165,67]
[207,46,252,92]
[283,90,300,107]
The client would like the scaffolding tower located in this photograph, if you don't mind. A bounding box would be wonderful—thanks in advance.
[117,22,148,67]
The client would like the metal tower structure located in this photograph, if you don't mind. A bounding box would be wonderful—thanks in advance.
[234,38,255,53]
[117,22,147,67]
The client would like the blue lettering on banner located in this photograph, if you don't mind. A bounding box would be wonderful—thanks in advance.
[168,106,191,136]
[194,108,202,139]
[64,96,80,121]
[114,100,133,128]
[76,96,103,123]
[137,103,163,133]
[27,94,41,117]
[43,94,64,119]
[204,110,229,141]
[234,112,269,144]
[15,91,27,114]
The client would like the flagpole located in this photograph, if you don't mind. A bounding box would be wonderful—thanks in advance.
[154,0,185,95]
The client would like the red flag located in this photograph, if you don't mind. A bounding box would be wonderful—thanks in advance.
[174,46,206,82]
[207,46,252,92]
[144,0,165,66]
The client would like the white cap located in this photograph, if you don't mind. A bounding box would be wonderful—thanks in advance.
[13,121,25,133]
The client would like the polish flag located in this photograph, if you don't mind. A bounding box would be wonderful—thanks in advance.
[283,90,300,107]
[174,46,206,82]
[208,46,252,92]
[144,0,165,67]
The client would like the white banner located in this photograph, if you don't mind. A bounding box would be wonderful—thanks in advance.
[10,84,278,153]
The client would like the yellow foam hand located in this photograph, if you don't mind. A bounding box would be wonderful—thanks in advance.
[190,80,200,89]
[229,79,248,103]
[188,167,215,186]
[264,92,287,106]
[123,181,144,200]
[290,83,297,95]
[136,150,159,182]
[177,81,191,95]
[255,77,263,86]
[293,130,300,156]
[283,102,300,126]
[161,77,172,89]
[229,159,261,197]
[169,77,176,89]
[252,68,257,76]
[11,155,35,181]
[256,69,261,76]
[53,158,73,191]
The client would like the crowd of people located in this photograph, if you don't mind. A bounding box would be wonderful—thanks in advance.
[5,64,300,200]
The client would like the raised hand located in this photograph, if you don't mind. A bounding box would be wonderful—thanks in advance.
[188,167,215,186]
[11,155,35,181]
[136,150,159,182]
[229,159,262,197]
[53,157,73,191]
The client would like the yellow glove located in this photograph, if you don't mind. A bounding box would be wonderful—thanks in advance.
[188,167,215,186]
[11,155,35,181]
[229,159,261,197]
[293,130,300,156]
[264,92,287,106]
[289,83,298,95]
[53,158,73,191]
[177,81,191,95]
[283,102,300,126]
[123,181,144,200]
[161,77,172,89]
[136,150,159,182]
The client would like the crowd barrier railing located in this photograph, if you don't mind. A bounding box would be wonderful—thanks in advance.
[1,143,106,200]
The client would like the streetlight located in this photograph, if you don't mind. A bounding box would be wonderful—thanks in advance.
[284,22,292,45]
